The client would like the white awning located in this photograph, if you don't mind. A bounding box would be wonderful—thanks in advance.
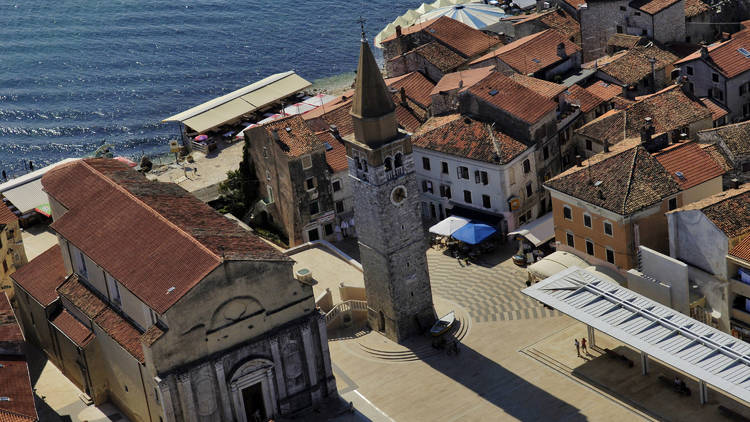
[508,212,554,246]
[524,267,750,405]
[163,71,311,133]
[0,158,78,214]
[527,251,588,281]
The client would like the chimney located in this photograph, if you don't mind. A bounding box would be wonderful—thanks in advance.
[395,25,402,38]
[557,42,567,59]
[400,86,407,105]
[603,138,610,153]
[700,43,709,59]
[576,155,584,167]
[732,178,741,189]
[641,117,654,145]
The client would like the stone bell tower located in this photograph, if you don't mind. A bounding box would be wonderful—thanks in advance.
[344,29,436,342]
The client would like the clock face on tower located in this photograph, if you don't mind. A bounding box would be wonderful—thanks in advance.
[390,185,408,206]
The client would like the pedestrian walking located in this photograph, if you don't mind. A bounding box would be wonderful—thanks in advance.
[334,224,342,242]
[574,338,580,357]
[348,217,356,237]
[581,337,588,354]
[341,219,349,238]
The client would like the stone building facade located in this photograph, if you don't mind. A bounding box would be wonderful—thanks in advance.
[345,37,436,342]
[0,201,26,300]
[11,158,335,422]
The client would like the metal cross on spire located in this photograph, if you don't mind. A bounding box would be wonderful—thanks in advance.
[357,16,367,42]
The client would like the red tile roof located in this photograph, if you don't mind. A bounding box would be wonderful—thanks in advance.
[384,72,435,108]
[51,310,93,348]
[0,358,36,422]
[382,16,500,58]
[468,71,558,124]
[699,97,729,121]
[316,132,349,173]
[536,8,581,45]
[262,115,323,158]
[431,66,495,96]
[412,114,530,164]
[43,159,287,314]
[670,185,750,238]
[0,294,22,345]
[566,84,605,113]
[564,0,586,8]
[409,42,466,73]
[585,79,623,101]
[630,0,681,14]
[10,245,66,307]
[700,143,733,172]
[685,0,711,17]
[653,142,726,189]
[57,275,146,363]
[598,45,678,86]
[509,74,567,99]
[0,203,16,226]
[469,29,580,74]
[675,30,750,78]
[730,234,750,262]
[698,120,750,157]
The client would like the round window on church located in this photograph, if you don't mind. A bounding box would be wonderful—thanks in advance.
[390,185,407,206]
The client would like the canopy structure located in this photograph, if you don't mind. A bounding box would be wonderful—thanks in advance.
[523,267,750,405]
[508,212,554,247]
[527,251,588,282]
[452,221,496,244]
[0,158,78,214]
[429,215,470,236]
[163,71,311,134]
[414,4,506,29]
[374,0,477,47]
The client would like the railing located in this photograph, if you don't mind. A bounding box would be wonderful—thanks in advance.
[325,300,367,326]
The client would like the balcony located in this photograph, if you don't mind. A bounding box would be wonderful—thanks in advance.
[731,278,750,300]
[557,107,581,131]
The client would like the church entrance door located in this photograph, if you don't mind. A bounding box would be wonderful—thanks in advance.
[242,382,267,422]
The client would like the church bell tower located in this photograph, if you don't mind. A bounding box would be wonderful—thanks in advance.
[345,29,436,342]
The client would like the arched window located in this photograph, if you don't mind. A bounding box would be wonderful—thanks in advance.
[394,153,403,168]
[384,157,392,171]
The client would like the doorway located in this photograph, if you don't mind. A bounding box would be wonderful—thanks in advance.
[378,311,385,332]
[242,382,267,422]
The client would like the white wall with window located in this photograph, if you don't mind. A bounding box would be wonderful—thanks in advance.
[414,144,538,231]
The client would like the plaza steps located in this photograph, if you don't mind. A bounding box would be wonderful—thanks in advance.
[356,313,471,362]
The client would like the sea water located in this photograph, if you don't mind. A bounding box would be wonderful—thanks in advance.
[0,0,422,177]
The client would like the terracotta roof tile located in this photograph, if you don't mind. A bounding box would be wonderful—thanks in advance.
[141,324,165,347]
[0,294,22,345]
[585,79,623,101]
[317,132,349,173]
[699,97,729,121]
[262,115,323,158]
[675,30,750,78]
[607,33,646,49]
[730,234,750,262]
[653,142,725,189]
[382,16,500,58]
[0,203,16,226]
[412,114,529,164]
[10,245,65,307]
[384,72,436,108]
[411,42,466,73]
[0,358,36,422]
[670,185,750,238]
[469,29,580,74]
[58,275,146,363]
[431,66,495,96]
[598,45,678,85]
[537,8,581,45]
[566,84,605,113]
[685,0,711,17]
[700,143,733,172]
[509,74,567,99]
[697,120,750,157]
[468,71,558,124]
[630,0,681,14]
[51,309,93,348]
[546,145,681,215]
[565,0,586,8]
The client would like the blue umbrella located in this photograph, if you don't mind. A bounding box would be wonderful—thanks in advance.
[451,221,496,245]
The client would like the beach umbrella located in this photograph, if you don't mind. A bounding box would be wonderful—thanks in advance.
[416,3,437,13]
[415,3,506,30]
[402,9,421,22]
[194,134,208,141]
[429,215,470,236]
[451,222,497,245]
[431,0,455,8]
[114,156,137,167]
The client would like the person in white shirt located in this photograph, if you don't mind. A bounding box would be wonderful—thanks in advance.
[341,220,349,238]
[334,224,342,242]
[348,217,356,237]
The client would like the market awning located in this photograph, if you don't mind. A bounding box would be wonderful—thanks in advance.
[527,251,589,281]
[452,222,496,245]
[448,205,503,226]
[0,158,79,214]
[524,267,750,405]
[429,215,469,236]
[162,71,311,133]
[508,212,554,247]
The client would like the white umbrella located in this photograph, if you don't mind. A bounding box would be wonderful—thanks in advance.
[429,216,470,236]
[415,3,506,30]
[374,0,478,47]
[431,0,455,8]
[416,3,437,13]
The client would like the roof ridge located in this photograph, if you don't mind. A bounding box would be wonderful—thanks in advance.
[621,147,642,214]
[79,160,221,263]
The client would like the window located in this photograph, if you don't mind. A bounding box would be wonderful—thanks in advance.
[482,194,491,208]
[266,186,274,203]
[522,159,531,174]
[265,170,271,181]
[262,146,268,159]
[324,224,333,236]
[481,171,488,185]
[566,232,574,247]
[441,161,449,174]
[744,103,750,117]
[394,153,403,168]
[106,274,121,306]
[668,197,677,211]
[563,205,572,220]
[307,228,320,242]
[384,157,392,171]
[586,239,594,255]
[75,251,88,278]
[641,29,647,36]
[583,213,592,228]
[713,88,724,101]
[332,180,341,192]
[525,183,533,197]
[305,177,315,190]
[585,139,593,151]
[604,221,613,236]
[606,248,615,264]
[422,180,433,193]
[543,146,549,161]
[463,190,472,204]
[457,166,469,179]
[440,184,452,199]
[422,157,431,170]
[475,170,481,184]
[301,155,312,169]
[741,84,747,96]
[309,201,319,215]
[619,5,626,11]
[686,66,693,76]
[335,200,344,213]
[616,25,623,33]
[509,168,516,185]
[712,73,719,83]
[743,162,750,172]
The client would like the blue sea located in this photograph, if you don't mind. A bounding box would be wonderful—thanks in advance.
[0,0,422,177]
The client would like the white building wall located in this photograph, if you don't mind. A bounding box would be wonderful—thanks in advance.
[668,209,729,279]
